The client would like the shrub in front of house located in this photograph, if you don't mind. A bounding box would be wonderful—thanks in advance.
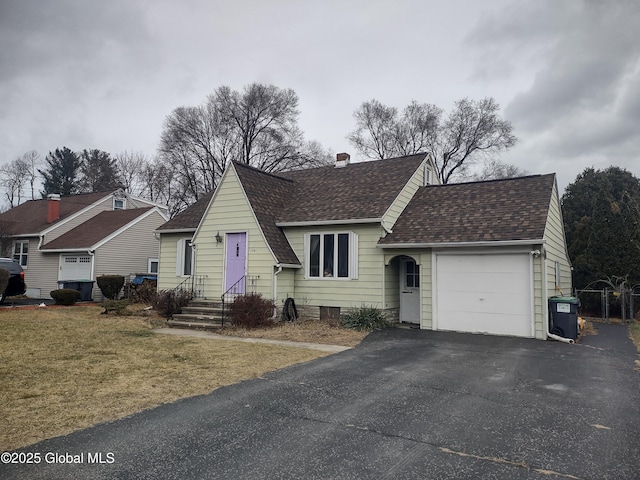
[96,275,125,300]
[340,306,393,331]
[50,288,81,306]
[230,294,276,329]
[154,289,192,317]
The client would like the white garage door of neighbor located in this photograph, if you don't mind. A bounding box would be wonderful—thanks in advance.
[435,253,533,338]
[59,254,92,280]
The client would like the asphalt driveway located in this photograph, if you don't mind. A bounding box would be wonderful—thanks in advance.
[3,324,639,479]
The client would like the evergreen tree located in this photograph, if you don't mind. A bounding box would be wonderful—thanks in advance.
[562,167,640,288]
[39,147,82,196]
[79,149,122,192]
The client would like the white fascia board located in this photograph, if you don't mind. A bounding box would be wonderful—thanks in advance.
[124,193,169,212]
[381,155,428,225]
[276,218,382,227]
[377,239,545,249]
[43,207,163,253]
[40,193,113,236]
[192,166,229,242]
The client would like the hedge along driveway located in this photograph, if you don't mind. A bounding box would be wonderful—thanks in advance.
[0,306,329,451]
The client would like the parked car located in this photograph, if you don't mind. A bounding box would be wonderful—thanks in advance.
[0,257,26,304]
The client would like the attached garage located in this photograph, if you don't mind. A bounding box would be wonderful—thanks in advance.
[434,252,533,337]
[378,173,573,341]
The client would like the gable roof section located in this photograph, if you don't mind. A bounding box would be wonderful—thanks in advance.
[41,207,154,250]
[277,153,427,224]
[0,191,111,235]
[233,162,300,265]
[379,174,556,246]
[156,191,214,232]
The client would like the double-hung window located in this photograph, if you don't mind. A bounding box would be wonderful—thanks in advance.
[306,232,358,279]
[13,241,28,267]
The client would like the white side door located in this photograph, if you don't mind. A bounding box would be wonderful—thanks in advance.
[400,258,420,324]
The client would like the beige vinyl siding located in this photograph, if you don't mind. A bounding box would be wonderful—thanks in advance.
[192,165,276,299]
[543,182,572,297]
[382,159,426,228]
[275,268,296,309]
[532,251,545,339]
[18,238,60,299]
[285,224,386,309]
[157,232,193,291]
[94,211,163,276]
[43,196,115,243]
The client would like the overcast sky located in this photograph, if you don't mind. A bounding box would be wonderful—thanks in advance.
[1,0,639,203]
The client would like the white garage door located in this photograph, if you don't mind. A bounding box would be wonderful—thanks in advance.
[435,253,533,337]
[59,254,92,280]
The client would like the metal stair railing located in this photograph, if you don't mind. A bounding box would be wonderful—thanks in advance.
[221,275,259,326]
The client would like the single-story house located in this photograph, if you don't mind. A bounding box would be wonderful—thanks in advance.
[0,189,169,300]
[156,153,571,339]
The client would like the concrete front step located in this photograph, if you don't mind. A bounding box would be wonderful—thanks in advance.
[169,315,223,329]
[181,305,224,316]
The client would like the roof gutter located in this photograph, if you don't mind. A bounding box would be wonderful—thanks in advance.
[153,228,197,234]
[377,239,545,249]
[276,218,382,227]
[275,263,302,269]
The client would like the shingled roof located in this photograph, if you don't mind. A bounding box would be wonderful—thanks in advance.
[0,191,112,235]
[378,174,556,246]
[156,191,214,232]
[233,163,300,265]
[277,153,427,223]
[41,208,154,250]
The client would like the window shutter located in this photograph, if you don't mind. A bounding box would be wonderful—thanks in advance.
[303,233,309,279]
[350,232,358,279]
[176,238,184,276]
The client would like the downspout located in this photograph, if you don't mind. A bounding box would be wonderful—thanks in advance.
[38,234,44,250]
[272,266,283,319]
[542,246,574,344]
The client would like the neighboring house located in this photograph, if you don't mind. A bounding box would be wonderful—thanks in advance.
[156,153,571,339]
[0,189,169,300]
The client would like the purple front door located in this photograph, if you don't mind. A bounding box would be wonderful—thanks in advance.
[225,233,247,293]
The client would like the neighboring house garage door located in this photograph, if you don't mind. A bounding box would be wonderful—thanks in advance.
[435,253,533,338]
[59,254,92,280]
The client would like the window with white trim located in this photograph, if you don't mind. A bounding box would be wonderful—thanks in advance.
[13,241,28,267]
[148,258,159,274]
[113,198,125,210]
[176,238,193,276]
[305,232,358,279]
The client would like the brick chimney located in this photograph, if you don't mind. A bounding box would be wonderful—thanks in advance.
[335,152,350,168]
[47,194,61,223]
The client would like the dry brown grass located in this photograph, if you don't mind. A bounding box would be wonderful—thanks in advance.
[0,305,333,451]
[629,322,640,352]
[218,318,367,347]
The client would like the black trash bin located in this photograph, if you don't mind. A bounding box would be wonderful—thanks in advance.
[57,280,94,301]
[548,296,580,340]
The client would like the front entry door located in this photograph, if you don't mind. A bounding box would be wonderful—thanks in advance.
[400,258,420,324]
[225,233,247,293]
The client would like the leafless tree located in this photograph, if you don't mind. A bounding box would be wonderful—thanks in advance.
[159,83,331,212]
[348,97,517,184]
[0,157,30,207]
[116,151,148,196]
[471,159,529,181]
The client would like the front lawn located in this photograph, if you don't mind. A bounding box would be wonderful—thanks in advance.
[0,306,334,451]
